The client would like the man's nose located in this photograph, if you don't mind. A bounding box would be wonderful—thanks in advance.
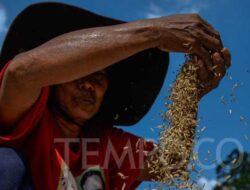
[78,80,94,91]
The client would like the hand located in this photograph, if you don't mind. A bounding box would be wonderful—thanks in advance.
[196,48,231,98]
[149,14,222,69]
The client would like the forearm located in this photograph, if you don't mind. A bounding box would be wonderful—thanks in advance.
[8,20,159,87]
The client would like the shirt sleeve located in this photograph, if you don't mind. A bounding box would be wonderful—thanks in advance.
[0,61,50,147]
[106,126,155,190]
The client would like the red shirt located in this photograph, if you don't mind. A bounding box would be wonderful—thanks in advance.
[0,62,154,190]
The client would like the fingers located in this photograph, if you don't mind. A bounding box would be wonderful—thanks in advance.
[194,16,223,41]
[191,43,213,70]
[211,52,226,78]
[192,14,223,49]
[196,50,229,98]
[187,27,222,51]
[221,48,231,68]
[195,58,213,97]
[188,15,224,66]
[196,59,209,81]
[183,27,222,70]
[199,21,221,42]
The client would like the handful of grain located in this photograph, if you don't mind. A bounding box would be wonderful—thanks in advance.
[149,55,201,188]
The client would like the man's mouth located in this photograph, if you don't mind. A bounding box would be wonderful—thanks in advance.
[81,98,95,104]
[75,96,96,105]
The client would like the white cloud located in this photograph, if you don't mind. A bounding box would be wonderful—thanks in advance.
[145,1,209,18]
[0,5,8,36]
[146,2,165,19]
[198,177,218,190]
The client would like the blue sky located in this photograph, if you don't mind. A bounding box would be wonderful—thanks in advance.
[0,0,249,189]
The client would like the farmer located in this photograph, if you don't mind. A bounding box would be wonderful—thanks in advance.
[0,2,230,190]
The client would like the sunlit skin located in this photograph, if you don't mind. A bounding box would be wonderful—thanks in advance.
[50,70,108,137]
[0,10,232,184]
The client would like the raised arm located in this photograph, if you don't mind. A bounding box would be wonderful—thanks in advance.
[0,14,221,130]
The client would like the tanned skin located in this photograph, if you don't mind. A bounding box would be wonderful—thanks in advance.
[0,14,231,181]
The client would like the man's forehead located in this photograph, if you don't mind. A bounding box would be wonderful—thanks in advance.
[90,69,108,77]
[78,69,107,81]
[67,69,108,84]
[97,69,107,75]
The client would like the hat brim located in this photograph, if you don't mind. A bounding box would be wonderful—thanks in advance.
[0,2,169,126]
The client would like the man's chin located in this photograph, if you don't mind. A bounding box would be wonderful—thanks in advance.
[76,110,96,122]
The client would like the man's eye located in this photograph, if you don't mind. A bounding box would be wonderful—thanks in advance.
[77,72,107,86]
[90,74,107,85]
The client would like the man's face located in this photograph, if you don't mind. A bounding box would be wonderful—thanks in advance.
[53,70,108,125]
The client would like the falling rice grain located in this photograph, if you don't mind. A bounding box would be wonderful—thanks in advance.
[118,172,128,180]
[121,182,126,190]
[201,126,207,132]
[147,55,201,189]
[220,96,226,105]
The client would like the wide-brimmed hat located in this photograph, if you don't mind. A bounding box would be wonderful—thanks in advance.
[0,2,169,126]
